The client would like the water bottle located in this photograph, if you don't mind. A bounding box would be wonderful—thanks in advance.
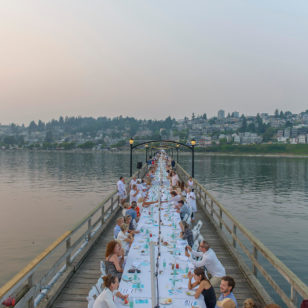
[163,259,166,269]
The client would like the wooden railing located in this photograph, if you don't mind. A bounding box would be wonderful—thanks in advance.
[0,165,147,308]
[176,163,308,308]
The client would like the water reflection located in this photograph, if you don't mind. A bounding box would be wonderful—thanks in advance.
[0,152,307,289]
[180,154,308,286]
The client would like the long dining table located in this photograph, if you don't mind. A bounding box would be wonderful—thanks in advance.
[115,157,206,308]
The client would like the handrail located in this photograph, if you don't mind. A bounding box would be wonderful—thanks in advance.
[176,162,308,307]
[0,165,147,307]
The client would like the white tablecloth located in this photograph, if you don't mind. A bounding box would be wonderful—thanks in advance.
[117,160,206,308]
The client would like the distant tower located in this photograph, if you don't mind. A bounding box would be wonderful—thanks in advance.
[232,111,240,118]
[218,110,225,120]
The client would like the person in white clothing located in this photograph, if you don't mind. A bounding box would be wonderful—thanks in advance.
[186,187,197,221]
[117,177,127,205]
[117,223,133,254]
[129,176,137,190]
[185,241,226,287]
[93,275,128,308]
[129,184,139,204]
[187,176,194,187]
[171,172,180,187]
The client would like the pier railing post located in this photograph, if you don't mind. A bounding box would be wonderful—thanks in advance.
[290,284,295,305]
[111,196,114,210]
[232,224,237,248]
[253,246,258,276]
[87,218,92,241]
[219,209,223,230]
[101,206,105,226]
[27,274,34,308]
[210,200,214,217]
[66,237,71,268]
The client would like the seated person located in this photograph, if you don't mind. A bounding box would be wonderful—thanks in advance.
[93,274,128,308]
[176,200,191,220]
[117,223,133,254]
[180,221,194,247]
[105,240,124,280]
[122,202,129,217]
[125,215,139,234]
[114,217,124,239]
[188,267,216,308]
[216,276,237,308]
[126,202,139,223]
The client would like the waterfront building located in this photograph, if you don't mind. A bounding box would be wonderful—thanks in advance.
[298,135,306,144]
[218,110,225,120]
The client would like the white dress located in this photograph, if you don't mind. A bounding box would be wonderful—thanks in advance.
[187,191,197,212]
[129,188,139,203]
[117,180,126,199]
[187,180,194,187]
[93,288,116,308]
[117,231,130,252]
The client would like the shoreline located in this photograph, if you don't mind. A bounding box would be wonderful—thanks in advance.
[1,148,308,158]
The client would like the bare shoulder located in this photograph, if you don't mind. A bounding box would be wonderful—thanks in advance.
[201,280,211,289]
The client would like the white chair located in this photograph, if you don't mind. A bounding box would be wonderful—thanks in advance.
[192,220,203,233]
[100,261,106,276]
[183,213,189,222]
[197,234,204,243]
[87,286,99,308]
[96,276,103,293]
[192,229,200,241]
[192,239,199,251]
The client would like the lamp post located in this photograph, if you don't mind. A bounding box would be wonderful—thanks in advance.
[145,144,149,162]
[176,144,179,163]
[191,139,196,178]
[129,137,134,177]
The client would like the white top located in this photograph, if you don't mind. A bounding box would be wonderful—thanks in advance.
[93,288,116,308]
[129,188,139,203]
[130,179,137,188]
[187,191,197,212]
[190,248,226,277]
[188,180,194,187]
[170,194,182,205]
[117,180,126,196]
[171,174,179,186]
[117,231,130,252]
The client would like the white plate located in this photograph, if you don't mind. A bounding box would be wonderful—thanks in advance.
[186,290,196,296]
[160,298,173,305]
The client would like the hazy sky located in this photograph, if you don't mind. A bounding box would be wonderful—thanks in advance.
[1,0,308,125]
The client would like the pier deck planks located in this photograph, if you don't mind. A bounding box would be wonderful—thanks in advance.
[52,210,261,308]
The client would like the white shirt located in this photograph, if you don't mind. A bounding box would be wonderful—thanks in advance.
[188,180,194,187]
[130,179,137,188]
[117,231,130,252]
[93,288,116,308]
[129,188,139,203]
[170,194,182,205]
[171,174,179,186]
[117,180,126,196]
[187,191,197,212]
[190,248,226,277]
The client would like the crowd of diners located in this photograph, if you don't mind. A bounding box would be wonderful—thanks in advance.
[92,154,283,308]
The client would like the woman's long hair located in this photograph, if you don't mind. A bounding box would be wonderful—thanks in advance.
[105,240,119,258]
[194,267,210,283]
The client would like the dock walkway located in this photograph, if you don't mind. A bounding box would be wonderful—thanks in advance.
[51,209,261,308]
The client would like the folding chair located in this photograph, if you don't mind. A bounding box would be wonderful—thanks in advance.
[87,286,99,308]
[96,276,103,293]
[100,260,106,276]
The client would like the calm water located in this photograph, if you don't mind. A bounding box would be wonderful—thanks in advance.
[0,151,307,301]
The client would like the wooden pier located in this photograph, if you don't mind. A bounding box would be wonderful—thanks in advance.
[0,162,307,308]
